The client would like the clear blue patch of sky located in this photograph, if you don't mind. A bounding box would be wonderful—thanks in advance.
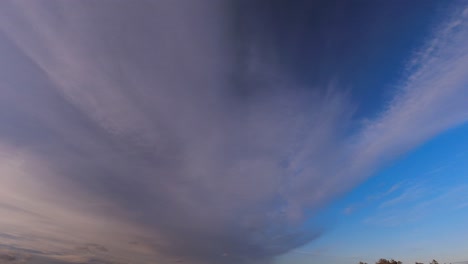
[292,122,468,263]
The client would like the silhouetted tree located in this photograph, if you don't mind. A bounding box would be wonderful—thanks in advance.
[375,258,402,264]
[376,258,388,264]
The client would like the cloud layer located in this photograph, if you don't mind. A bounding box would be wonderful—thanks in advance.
[0,1,467,263]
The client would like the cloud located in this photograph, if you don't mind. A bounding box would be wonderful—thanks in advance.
[0,253,17,262]
[365,183,468,227]
[0,1,467,264]
[343,181,405,215]
[379,185,426,209]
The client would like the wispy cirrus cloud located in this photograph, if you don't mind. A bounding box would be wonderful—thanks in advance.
[343,181,405,215]
[365,181,468,227]
[379,185,426,209]
[0,1,467,264]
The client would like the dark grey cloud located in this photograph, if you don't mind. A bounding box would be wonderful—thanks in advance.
[75,244,108,254]
[0,1,467,264]
[0,253,16,262]
[0,240,122,264]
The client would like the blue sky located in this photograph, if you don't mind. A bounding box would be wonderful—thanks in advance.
[279,123,468,264]
[0,1,467,264]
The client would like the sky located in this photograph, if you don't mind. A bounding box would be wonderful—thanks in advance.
[0,1,467,264]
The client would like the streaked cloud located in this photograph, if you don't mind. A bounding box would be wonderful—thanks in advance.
[0,1,467,263]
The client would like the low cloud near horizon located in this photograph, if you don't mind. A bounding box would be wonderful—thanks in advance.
[0,1,467,263]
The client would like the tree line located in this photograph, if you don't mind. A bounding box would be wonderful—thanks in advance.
[359,259,441,264]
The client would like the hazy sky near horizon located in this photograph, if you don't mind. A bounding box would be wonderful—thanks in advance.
[0,1,467,264]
